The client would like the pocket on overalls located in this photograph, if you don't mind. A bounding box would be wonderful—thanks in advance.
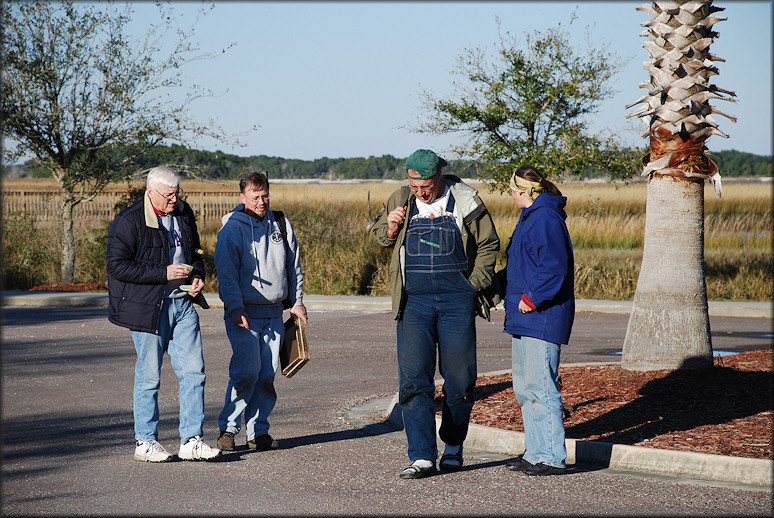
[405,224,457,258]
[444,270,478,293]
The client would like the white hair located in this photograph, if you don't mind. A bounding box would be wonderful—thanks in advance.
[146,166,180,189]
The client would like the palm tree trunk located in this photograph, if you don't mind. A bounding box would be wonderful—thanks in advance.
[622,174,712,370]
[622,0,736,371]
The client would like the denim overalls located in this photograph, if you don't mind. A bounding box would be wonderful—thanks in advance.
[396,193,478,462]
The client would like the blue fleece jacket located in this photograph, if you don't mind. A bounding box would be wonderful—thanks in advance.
[504,192,575,345]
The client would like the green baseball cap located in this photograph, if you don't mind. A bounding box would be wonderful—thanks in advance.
[405,149,448,179]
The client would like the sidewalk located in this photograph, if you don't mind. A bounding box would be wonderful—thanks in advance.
[2,291,772,318]
[3,290,772,489]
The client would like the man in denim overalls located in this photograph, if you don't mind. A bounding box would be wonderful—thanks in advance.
[372,149,500,479]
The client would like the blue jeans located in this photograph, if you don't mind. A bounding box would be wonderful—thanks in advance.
[218,316,282,440]
[397,273,477,462]
[511,335,566,468]
[131,297,205,443]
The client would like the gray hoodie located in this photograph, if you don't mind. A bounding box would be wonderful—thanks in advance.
[214,204,304,319]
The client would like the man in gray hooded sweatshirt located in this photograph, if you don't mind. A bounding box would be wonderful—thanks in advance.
[215,170,307,452]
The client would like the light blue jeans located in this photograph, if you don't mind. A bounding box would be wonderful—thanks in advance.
[511,335,567,468]
[131,297,205,444]
[218,316,282,441]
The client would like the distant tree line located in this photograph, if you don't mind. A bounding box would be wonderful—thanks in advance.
[708,149,773,178]
[4,143,770,180]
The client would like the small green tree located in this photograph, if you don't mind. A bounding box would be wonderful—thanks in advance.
[1,1,249,284]
[416,15,638,188]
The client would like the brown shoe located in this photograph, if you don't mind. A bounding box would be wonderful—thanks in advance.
[247,433,280,451]
[217,430,235,451]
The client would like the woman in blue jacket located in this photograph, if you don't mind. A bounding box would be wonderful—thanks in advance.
[503,165,575,476]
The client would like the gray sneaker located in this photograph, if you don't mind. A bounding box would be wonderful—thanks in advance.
[178,436,221,461]
[134,440,172,463]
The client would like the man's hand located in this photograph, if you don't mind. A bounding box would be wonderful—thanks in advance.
[167,263,192,281]
[188,277,204,297]
[386,206,406,239]
[290,304,308,324]
[232,309,250,330]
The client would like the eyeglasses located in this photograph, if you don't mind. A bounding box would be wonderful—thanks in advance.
[242,193,270,203]
[153,187,183,201]
[408,182,435,194]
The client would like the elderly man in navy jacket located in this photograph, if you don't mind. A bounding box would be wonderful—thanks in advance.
[106,166,220,462]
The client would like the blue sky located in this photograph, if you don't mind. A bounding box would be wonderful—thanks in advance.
[126,1,771,160]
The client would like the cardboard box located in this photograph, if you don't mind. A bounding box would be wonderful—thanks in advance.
[280,315,309,378]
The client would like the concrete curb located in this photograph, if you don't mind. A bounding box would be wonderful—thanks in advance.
[573,299,772,318]
[0,292,392,311]
[376,370,773,489]
[2,292,771,318]
[1,291,110,307]
[459,418,772,487]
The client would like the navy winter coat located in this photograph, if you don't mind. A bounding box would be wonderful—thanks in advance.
[106,193,208,334]
[504,192,575,345]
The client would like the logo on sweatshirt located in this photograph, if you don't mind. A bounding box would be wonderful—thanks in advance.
[270,231,283,244]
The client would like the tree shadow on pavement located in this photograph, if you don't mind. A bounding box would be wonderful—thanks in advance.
[2,410,138,480]
[564,362,773,447]
[1,306,108,326]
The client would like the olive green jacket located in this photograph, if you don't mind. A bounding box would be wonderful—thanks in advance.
[372,175,500,320]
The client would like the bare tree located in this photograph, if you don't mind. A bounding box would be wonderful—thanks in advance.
[623,0,736,370]
[1,1,248,283]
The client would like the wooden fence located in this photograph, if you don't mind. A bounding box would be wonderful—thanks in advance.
[2,190,239,229]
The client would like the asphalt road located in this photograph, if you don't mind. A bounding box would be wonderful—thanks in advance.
[1,306,771,515]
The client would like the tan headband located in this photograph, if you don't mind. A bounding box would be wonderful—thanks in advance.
[510,174,544,201]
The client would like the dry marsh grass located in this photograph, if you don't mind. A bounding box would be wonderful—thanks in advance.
[3,178,771,300]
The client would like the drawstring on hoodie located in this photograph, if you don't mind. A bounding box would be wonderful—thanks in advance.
[249,218,264,288]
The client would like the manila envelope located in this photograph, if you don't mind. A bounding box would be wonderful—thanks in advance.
[280,315,309,378]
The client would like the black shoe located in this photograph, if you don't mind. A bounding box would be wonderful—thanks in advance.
[399,461,437,479]
[524,462,565,476]
[247,434,280,451]
[439,445,463,472]
[505,456,532,472]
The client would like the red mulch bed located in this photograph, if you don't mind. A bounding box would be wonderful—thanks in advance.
[436,349,773,459]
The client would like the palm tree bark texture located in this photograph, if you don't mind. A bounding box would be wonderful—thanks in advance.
[622,0,736,371]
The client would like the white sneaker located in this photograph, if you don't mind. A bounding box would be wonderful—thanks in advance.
[178,436,221,461]
[134,440,172,463]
